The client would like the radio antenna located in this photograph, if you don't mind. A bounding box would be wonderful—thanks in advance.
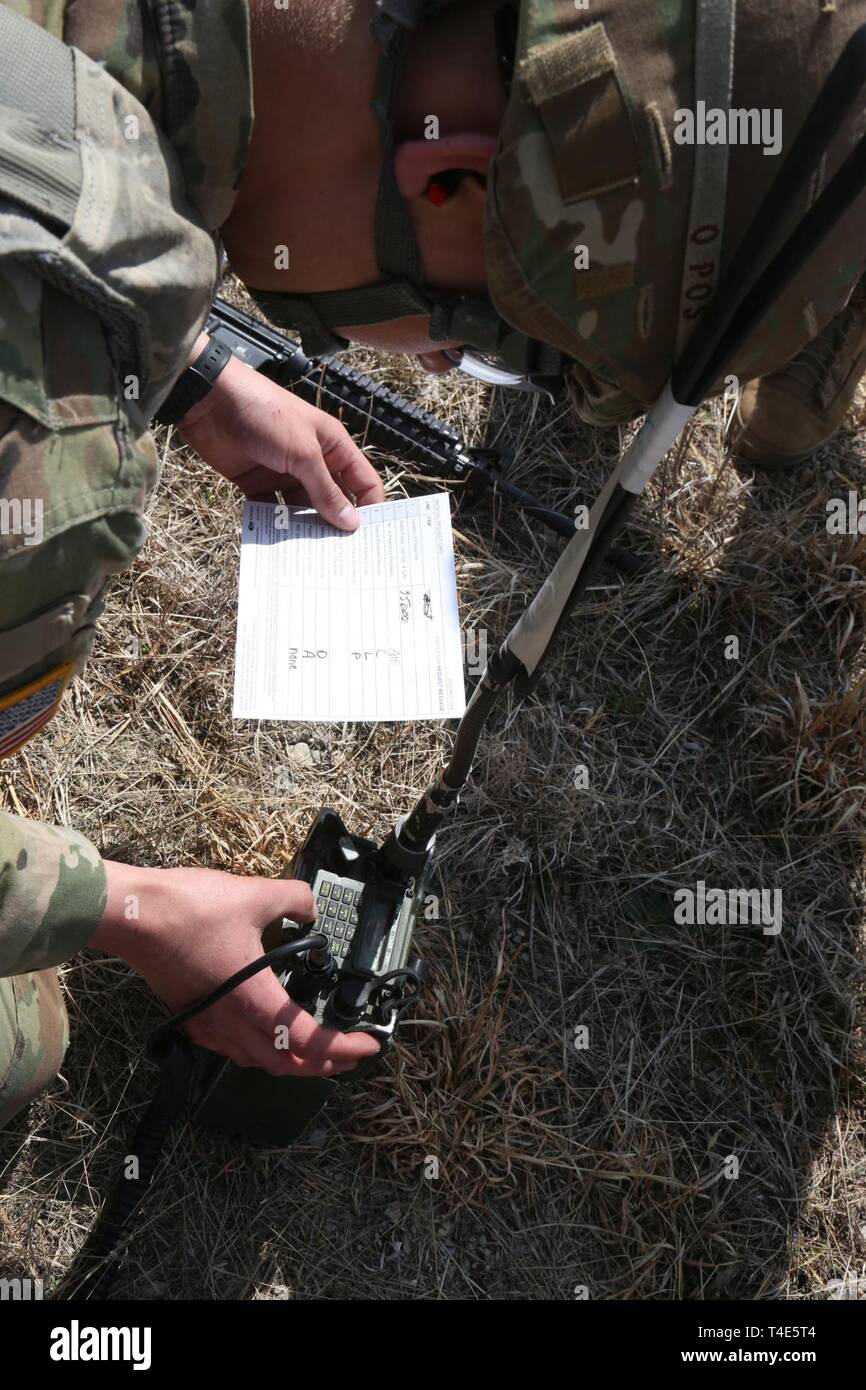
[381,22,866,865]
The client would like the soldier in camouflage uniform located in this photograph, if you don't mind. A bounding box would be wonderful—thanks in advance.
[0,0,385,1126]
[2,0,865,1125]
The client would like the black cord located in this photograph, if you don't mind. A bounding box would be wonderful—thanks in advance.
[366,966,422,1023]
[55,930,327,1301]
[147,931,328,1055]
[331,961,421,1026]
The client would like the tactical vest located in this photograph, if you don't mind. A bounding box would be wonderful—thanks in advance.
[485,0,866,423]
[0,2,252,755]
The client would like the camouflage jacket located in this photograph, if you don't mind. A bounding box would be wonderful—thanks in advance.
[486,0,866,423]
[0,1,252,974]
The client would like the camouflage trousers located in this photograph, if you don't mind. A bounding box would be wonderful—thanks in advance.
[0,969,68,1129]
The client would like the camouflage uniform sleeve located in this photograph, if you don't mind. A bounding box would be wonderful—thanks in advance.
[0,812,107,976]
[59,0,253,234]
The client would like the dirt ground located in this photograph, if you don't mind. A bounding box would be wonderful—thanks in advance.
[1,306,864,1299]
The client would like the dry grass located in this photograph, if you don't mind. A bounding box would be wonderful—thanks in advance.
[1,284,865,1299]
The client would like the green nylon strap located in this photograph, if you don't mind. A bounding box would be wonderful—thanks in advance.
[252,278,432,339]
[370,19,423,283]
[674,0,738,356]
[430,296,504,354]
[368,0,465,282]
[303,279,432,323]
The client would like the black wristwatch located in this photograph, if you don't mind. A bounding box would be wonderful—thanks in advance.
[155,334,233,426]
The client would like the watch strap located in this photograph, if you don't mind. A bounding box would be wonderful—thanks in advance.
[155,335,232,426]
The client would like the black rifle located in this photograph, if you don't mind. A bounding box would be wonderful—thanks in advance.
[205,297,647,577]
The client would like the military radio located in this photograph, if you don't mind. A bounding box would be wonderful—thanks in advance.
[193,809,434,1146]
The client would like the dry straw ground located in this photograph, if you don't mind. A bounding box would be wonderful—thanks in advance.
[1,288,865,1299]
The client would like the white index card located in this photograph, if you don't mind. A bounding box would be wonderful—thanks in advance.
[233,495,466,723]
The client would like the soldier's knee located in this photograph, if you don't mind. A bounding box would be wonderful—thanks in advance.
[0,970,69,1130]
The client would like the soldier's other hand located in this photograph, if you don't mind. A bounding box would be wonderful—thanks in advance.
[90,861,380,1076]
[174,348,384,530]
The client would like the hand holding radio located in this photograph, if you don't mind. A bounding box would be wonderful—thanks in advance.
[91,861,380,1077]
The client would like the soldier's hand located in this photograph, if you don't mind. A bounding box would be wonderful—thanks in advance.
[174,343,384,528]
[90,861,380,1076]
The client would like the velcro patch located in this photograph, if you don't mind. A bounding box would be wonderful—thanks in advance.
[0,662,74,759]
[574,264,635,299]
[521,24,616,103]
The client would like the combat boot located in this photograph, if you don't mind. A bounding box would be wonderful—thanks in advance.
[730,272,866,469]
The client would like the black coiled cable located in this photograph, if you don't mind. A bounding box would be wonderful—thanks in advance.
[54,931,327,1300]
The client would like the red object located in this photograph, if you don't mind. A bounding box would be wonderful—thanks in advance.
[425,180,448,207]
